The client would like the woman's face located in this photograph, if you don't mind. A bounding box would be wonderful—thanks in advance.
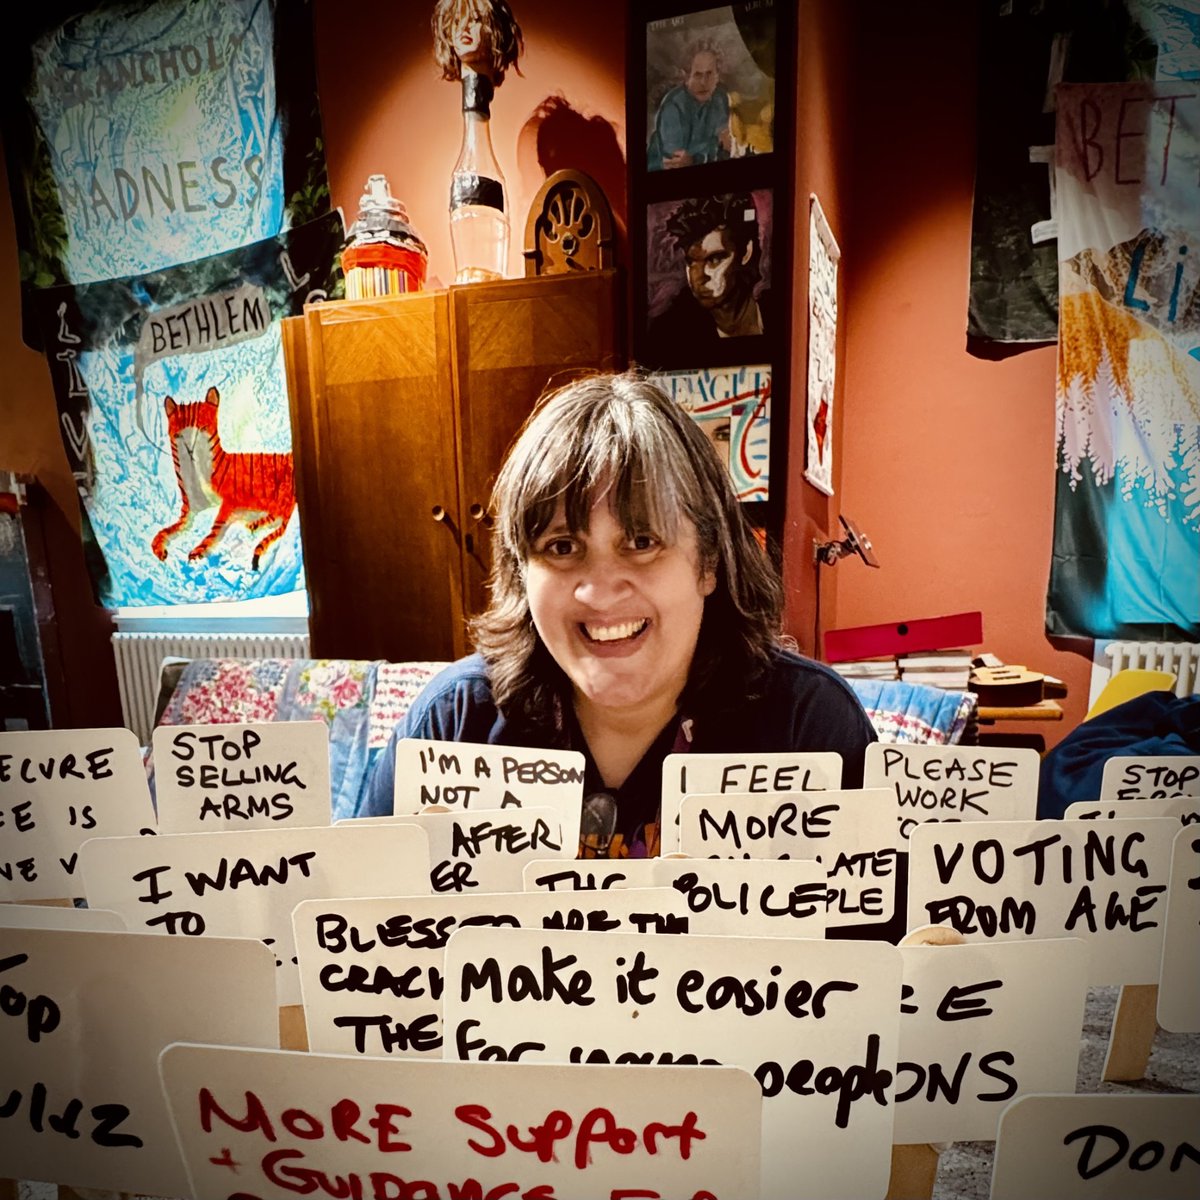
[524,493,715,724]
[451,15,491,70]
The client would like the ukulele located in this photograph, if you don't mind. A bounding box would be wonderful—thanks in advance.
[968,665,1045,707]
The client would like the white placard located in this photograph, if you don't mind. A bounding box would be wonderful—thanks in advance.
[443,927,901,1200]
[1158,825,1200,1032]
[0,902,125,931]
[294,888,689,1057]
[524,856,828,938]
[160,1044,763,1200]
[396,737,584,851]
[0,728,153,901]
[679,789,901,928]
[661,750,844,851]
[1066,796,1200,823]
[991,1093,1200,1200]
[895,940,1088,1143]
[864,743,1039,841]
[342,808,569,894]
[80,824,430,1005]
[1100,755,1200,802]
[0,927,276,1195]
[152,721,332,833]
[908,819,1178,984]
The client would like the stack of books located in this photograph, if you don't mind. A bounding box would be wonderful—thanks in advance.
[897,650,973,690]
[829,657,900,681]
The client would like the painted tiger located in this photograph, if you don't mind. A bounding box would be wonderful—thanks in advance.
[151,386,296,570]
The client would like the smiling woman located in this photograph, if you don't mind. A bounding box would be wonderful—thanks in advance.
[361,372,876,856]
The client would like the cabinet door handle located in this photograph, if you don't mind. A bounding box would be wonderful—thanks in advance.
[431,505,448,522]
[468,502,494,528]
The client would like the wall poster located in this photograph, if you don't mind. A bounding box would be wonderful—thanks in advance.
[645,2,777,172]
[1049,82,1199,640]
[805,194,839,496]
[35,212,344,609]
[2,0,330,347]
[651,364,771,501]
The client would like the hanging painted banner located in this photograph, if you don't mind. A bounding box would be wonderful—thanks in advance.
[3,0,329,348]
[35,211,344,608]
[1049,83,1200,640]
[805,194,839,496]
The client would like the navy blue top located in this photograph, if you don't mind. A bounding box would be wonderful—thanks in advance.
[360,647,877,856]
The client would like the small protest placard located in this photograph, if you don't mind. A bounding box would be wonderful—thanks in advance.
[293,888,689,1057]
[152,721,331,833]
[863,744,1039,841]
[0,927,276,1195]
[1099,755,1200,803]
[908,818,1179,984]
[895,939,1088,1143]
[396,738,584,850]
[1158,826,1200,1033]
[1066,796,1199,823]
[524,857,828,938]
[160,1044,763,1200]
[443,927,901,1200]
[991,1093,1200,1200]
[342,809,569,894]
[80,824,430,1005]
[679,789,901,929]
[0,728,153,901]
[0,902,125,931]
[660,750,844,851]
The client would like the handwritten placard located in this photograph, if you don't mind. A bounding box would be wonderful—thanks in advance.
[341,809,569,894]
[152,721,331,833]
[161,1044,763,1200]
[908,819,1179,984]
[1066,797,1199,823]
[863,744,1039,840]
[1158,826,1200,1033]
[443,927,901,1200]
[396,738,584,850]
[660,750,844,851]
[0,902,125,931]
[80,824,430,1005]
[679,789,901,929]
[293,888,689,1056]
[895,940,1088,1143]
[524,857,828,938]
[991,1093,1200,1200]
[1099,755,1200,803]
[0,927,276,1195]
[0,728,153,901]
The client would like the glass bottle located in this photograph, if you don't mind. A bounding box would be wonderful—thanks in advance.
[449,73,508,284]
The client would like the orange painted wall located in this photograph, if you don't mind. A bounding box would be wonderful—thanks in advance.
[831,1,1093,746]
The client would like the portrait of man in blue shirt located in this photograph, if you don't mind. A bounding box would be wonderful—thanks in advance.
[647,39,732,171]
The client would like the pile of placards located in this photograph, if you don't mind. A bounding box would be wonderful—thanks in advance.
[2,725,1197,1199]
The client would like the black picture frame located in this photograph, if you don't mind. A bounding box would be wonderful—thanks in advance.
[629,0,794,542]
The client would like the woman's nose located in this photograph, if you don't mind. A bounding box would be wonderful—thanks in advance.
[573,561,633,608]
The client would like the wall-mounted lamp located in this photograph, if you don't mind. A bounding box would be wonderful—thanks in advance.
[814,515,880,568]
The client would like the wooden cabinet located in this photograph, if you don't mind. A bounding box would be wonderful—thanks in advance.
[283,270,623,662]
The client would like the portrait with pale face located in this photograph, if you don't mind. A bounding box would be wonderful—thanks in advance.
[646,189,773,359]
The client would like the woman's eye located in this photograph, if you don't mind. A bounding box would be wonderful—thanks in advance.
[541,537,578,557]
[629,533,659,552]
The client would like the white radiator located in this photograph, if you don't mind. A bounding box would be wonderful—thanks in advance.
[1089,640,1200,708]
[112,631,310,744]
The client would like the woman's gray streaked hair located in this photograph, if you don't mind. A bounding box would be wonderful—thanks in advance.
[469,371,784,733]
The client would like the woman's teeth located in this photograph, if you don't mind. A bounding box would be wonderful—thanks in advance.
[583,619,648,642]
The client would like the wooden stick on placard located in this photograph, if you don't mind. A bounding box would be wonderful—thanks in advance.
[886,1143,940,1200]
[1102,983,1159,1081]
[279,1004,309,1051]
[1,1179,18,1200]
